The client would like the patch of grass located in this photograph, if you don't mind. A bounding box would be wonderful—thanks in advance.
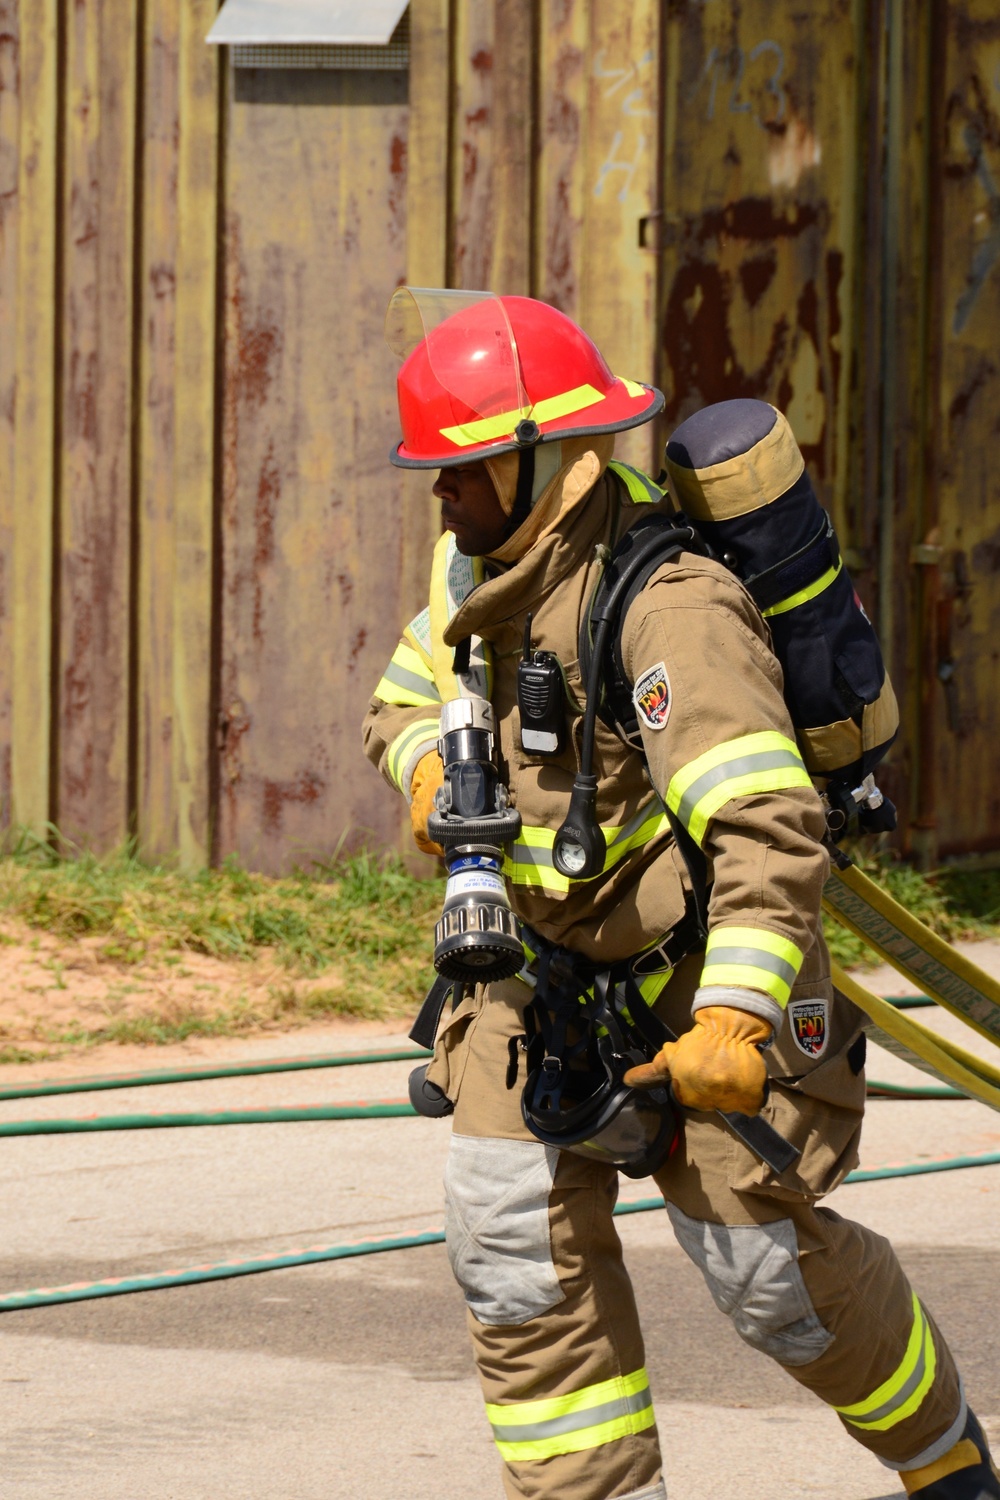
[822,849,1000,967]
[0,1044,55,1065]
[0,832,444,1034]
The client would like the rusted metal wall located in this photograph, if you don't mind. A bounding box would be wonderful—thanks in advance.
[216,64,423,872]
[657,1,865,527]
[1,0,999,869]
[920,3,1000,857]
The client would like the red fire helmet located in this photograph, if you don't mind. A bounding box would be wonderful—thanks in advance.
[385,288,664,468]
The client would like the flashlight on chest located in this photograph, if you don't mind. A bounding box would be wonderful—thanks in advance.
[426,696,524,983]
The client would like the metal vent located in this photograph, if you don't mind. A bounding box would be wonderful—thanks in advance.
[232,17,409,70]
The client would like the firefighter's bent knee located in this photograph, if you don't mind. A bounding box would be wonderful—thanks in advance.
[667,1203,833,1366]
[443,1134,564,1326]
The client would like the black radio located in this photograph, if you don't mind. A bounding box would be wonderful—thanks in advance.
[517,615,566,757]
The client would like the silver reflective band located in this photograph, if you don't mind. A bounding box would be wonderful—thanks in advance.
[490,1385,653,1445]
[704,943,798,990]
[380,662,441,700]
[674,747,806,832]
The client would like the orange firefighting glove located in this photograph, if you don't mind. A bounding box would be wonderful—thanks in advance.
[409,751,445,858]
[624,1005,772,1115]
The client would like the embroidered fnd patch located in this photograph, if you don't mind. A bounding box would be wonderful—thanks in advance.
[633,661,671,730]
[789,998,828,1059]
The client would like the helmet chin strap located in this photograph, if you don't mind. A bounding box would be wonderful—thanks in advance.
[502,419,542,540]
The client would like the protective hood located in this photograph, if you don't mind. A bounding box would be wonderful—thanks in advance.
[485,435,616,566]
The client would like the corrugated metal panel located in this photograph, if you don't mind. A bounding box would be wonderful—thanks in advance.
[1,0,998,867]
[925,2,1000,856]
[135,0,219,869]
[9,0,57,837]
[0,0,17,829]
[217,66,419,872]
[56,0,137,850]
[451,0,534,294]
[536,0,661,472]
[658,1,864,523]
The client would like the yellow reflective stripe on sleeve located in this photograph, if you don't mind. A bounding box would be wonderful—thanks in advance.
[374,642,442,707]
[666,731,812,848]
[503,800,671,896]
[439,384,605,448]
[486,1367,655,1463]
[607,459,664,506]
[701,926,804,1008]
[762,558,844,619]
[834,1295,938,1432]
[386,715,440,796]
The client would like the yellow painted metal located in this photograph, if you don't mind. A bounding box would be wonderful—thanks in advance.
[451,0,534,294]
[136,0,218,869]
[581,0,660,474]
[219,65,419,871]
[925,4,1000,857]
[402,0,452,854]
[9,0,57,836]
[405,0,449,290]
[58,0,137,849]
[533,1,661,473]
[659,1,864,520]
[0,0,17,829]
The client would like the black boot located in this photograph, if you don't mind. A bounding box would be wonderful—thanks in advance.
[904,1411,1000,1499]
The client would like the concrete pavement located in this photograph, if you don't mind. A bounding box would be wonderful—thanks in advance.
[0,959,998,1499]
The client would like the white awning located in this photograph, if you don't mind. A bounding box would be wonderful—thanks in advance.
[207,0,409,46]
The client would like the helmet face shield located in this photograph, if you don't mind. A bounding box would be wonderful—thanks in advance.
[385,286,527,432]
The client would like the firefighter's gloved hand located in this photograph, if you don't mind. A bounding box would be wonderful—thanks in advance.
[624,1006,772,1115]
[409,752,445,858]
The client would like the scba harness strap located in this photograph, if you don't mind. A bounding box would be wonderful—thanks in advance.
[516,934,681,1179]
[516,922,800,1177]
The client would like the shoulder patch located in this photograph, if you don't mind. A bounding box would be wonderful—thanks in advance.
[633,662,671,731]
[788,998,828,1059]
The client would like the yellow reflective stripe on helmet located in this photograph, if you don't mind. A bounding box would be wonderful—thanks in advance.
[762,558,844,619]
[619,378,649,399]
[503,801,671,895]
[386,715,440,796]
[486,1367,655,1463]
[834,1295,937,1432]
[701,925,804,1008]
[666,731,812,848]
[607,459,665,506]
[439,383,605,448]
[374,642,442,708]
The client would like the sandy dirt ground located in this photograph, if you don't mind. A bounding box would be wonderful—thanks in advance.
[0,913,403,1062]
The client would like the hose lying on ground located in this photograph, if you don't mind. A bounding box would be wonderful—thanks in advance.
[0,998,936,1102]
[3,1148,998,1313]
[0,1048,433,1102]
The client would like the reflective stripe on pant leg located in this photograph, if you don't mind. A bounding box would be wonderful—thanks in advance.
[444,1134,564,1325]
[666,1203,833,1365]
[487,1367,656,1463]
[833,1292,939,1433]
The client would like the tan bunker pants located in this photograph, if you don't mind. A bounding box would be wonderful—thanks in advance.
[427,952,965,1500]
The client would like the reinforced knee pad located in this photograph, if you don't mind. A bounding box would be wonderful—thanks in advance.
[444,1134,564,1326]
[667,1203,833,1366]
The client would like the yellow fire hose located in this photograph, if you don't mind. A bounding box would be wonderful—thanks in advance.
[825,861,1000,1112]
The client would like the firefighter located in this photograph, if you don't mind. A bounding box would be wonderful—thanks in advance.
[363,289,998,1500]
